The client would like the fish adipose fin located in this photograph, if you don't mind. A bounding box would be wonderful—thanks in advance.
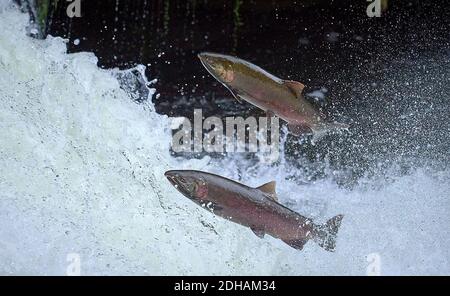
[311,214,344,252]
[310,122,350,143]
[251,228,265,238]
[257,181,278,201]
[282,238,308,250]
[283,80,306,98]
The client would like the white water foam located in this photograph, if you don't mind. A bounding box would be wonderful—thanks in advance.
[0,2,449,275]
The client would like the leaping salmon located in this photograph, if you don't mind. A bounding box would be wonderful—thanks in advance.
[165,170,344,252]
[198,52,349,142]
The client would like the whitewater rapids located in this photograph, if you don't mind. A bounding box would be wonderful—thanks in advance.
[0,2,448,275]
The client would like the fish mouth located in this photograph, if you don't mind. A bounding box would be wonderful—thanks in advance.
[197,52,223,76]
[198,52,215,74]
[164,170,195,199]
[197,52,216,61]
[164,171,178,186]
[198,52,235,84]
[197,52,207,60]
[165,170,183,188]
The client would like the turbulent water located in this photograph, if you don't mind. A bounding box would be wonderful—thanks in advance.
[0,2,449,275]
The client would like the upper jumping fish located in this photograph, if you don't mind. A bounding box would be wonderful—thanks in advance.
[165,170,344,252]
[198,52,349,141]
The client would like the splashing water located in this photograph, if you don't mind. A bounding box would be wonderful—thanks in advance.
[0,2,449,275]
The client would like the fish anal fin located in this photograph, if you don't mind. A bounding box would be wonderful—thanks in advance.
[288,123,313,136]
[251,227,265,238]
[266,110,275,118]
[283,80,306,98]
[282,238,308,251]
[257,181,277,201]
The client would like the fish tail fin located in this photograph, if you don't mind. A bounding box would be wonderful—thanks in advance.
[310,121,349,143]
[311,214,344,252]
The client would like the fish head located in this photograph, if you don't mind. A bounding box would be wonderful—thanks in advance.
[198,52,235,84]
[165,170,209,201]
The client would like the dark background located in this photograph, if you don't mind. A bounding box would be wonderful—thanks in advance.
[38,0,447,110]
[23,0,450,183]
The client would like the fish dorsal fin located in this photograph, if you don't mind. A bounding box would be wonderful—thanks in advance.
[257,181,278,201]
[283,80,305,98]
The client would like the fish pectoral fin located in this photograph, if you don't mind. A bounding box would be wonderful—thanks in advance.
[232,93,243,103]
[282,238,309,251]
[256,181,278,201]
[283,80,306,98]
[287,123,313,136]
[227,87,244,103]
[251,227,265,238]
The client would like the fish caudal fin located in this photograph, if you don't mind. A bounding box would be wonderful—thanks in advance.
[287,123,313,136]
[310,121,349,143]
[311,214,344,252]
